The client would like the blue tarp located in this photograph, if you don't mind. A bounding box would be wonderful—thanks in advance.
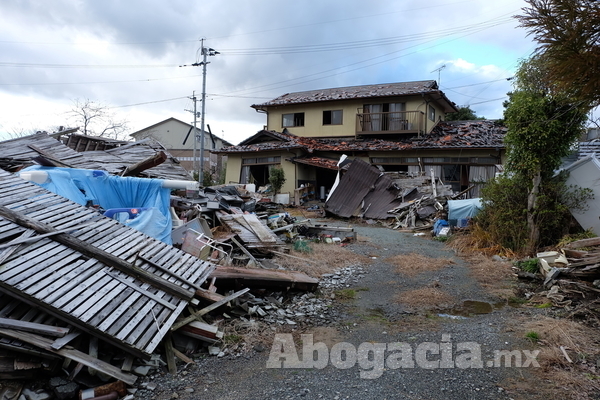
[20,166,172,244]
[447,198,483,221]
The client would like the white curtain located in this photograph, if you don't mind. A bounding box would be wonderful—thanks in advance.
[367,104,382,131]
[240,166,250,184]
[468,165,497,197]
[388,103,406,130]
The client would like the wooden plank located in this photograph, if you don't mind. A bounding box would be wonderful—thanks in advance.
[121,151,168,177]
[51,331,81,350]
[0,221,96,249]
[0,328,137,385]
[0,229,34,264]
[0,318,68,338]
[565,237,600,249]
[164,332,177,374]
[173,347,194,364]
[170,288,250,332]
[28,144,74,168]
[209,265,319,292]
[105,271,176,310]
[136,255,201,291]
[0,205,193,301]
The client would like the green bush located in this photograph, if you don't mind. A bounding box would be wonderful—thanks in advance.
[269,167,286,194]
[476,172,593,253]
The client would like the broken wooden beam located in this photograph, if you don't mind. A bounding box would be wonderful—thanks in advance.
[195,288,226,304]
[0,205,194,301]
[209,266,319,292]
[565,237,600,249]
[0,328,137,385]
[0,318,69,338]
[28,144,74,168]
[171,288,250,332]
[121,151,167,177]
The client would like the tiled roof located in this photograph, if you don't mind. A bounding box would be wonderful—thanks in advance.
[413,120,507,149]
[215,120,506,154]
[287,156,343,170]
[252,81,439,108]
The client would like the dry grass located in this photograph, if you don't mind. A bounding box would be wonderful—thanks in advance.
[513,316,600,399]
[273,242,372,278]
[220,318,273,353]
[462,253,516,299]
[393,287,456,309]
[448,224,521,258]
[388,253,454,277]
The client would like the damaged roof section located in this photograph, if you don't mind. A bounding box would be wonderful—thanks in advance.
[0,132,193,181]
[324,159,403,219]
[0,169,214,362]
[216,120,506,154]
[252,80,445,107]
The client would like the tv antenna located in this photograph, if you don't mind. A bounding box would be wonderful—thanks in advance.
[431,64,446,86]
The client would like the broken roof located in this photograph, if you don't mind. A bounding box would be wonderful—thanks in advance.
[0,169,214,359]
[0,132,193,181]
[215,120,506,154]
[252,80,455,108]
[324,159,403,219]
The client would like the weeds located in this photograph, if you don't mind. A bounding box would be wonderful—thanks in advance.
[334,289,357,300]
[525,331,540,343]
[515,258,540,273]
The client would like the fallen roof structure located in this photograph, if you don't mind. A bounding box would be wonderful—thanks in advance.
[324,159,403,219]
[0,169,215,367]
[0,132,192,181]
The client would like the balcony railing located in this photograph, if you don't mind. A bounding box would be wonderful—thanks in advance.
[356,110,424,136]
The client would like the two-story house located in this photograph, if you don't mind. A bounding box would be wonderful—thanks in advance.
[217,80,506,199]
[130,117,232,180]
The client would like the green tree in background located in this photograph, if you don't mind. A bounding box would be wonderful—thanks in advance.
[445,106,482,121]
[517,0,600,106]
[478,56,591,253]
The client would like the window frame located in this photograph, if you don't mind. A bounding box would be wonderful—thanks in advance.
[323,110,343,125]
[282,112,305,127]
[428,105,436,122]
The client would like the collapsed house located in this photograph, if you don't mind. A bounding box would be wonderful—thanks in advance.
[215,80,507,201]
[0,131,329,396]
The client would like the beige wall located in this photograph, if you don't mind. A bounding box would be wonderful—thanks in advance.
[132,119,224,151]
[264,95,445,137]
[224,151,298,194]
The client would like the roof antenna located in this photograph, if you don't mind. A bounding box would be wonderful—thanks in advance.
[430,64,446,86]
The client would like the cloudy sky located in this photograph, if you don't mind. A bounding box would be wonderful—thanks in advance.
[0,0,538,144]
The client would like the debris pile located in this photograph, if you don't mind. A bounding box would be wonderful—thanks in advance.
[519,237,600,322]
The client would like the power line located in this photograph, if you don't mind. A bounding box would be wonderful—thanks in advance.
[0,74,204,86]
[0,62,177,69]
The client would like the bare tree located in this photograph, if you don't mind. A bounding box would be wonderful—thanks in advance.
[67,99,129,140]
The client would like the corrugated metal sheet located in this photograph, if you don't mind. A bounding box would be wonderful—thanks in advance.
[324,159,383,218]
[324,159,405,219]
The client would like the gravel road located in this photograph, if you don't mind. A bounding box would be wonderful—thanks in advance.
[134,224,558,400]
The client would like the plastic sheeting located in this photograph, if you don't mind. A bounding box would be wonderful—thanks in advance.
[19,166,173,244]
[447,198,483,221]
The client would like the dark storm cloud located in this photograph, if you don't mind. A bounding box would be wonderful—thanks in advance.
[0,0,535,142]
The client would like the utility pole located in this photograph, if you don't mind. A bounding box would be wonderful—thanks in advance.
[179,39,219,185]
[184,92,198,175]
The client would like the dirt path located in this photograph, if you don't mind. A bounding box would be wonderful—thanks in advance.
[140,225,580,400]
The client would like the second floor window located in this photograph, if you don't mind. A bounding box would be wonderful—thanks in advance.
[283,113,304,127]
[323,110,343,125]
[428,105,436,122]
